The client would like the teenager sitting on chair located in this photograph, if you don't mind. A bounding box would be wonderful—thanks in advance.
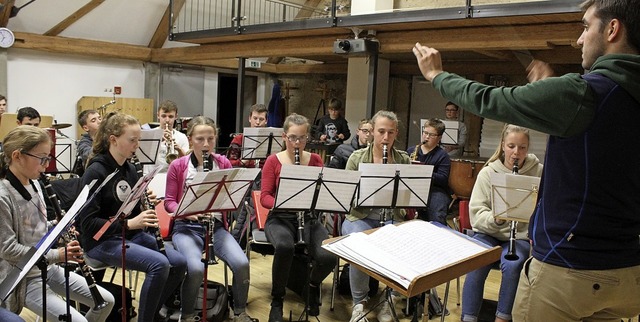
[0,125,115,322]
[164,116,254,322]
[461,124,542,322]
[342,110,411,322]
[77,112,187,322]
[260,113,336,322]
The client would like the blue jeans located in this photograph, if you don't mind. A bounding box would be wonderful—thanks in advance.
[86,231,187,322]
[341,217,395,305]
[172,220,250,315]
[461,232,530,322]
[0,307,23,322]
[24,264,115,322]
[264,213,336,301]
[418,190,452,225]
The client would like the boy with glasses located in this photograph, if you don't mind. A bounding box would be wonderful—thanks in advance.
[442,102,467,157]
[327,119,372,169]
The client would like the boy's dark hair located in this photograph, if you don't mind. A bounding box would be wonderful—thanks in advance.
[78,109,99,127]
[328,98,343,111]
[17,107,41,121]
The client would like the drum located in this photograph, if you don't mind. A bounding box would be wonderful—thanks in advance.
[45,128,58,173]
[449,158,486,198]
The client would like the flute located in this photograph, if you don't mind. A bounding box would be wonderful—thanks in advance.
[40,174,109,311]
[504,159,520,261]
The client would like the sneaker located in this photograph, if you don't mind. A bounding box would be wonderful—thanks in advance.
[308,284,321,316]
[233,312,254,322]
[350,303,368,322]
[179,314,199,322]
[377,300,393,322]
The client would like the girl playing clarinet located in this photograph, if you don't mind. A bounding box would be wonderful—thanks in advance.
[77,112,186,322]
[164,116,254,322]
[260,113,335,322]
[0,125,115,322]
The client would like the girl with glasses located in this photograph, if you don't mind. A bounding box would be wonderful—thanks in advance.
[261,113,335,322]
[164,116,254,322]
[0,125,115,322]
[77,113,187,322]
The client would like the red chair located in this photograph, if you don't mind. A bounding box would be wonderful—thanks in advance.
[156,200,174,240]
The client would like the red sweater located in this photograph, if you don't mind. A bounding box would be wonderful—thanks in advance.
[260,152,324,209]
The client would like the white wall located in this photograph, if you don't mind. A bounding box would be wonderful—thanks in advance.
[7,49,146,136]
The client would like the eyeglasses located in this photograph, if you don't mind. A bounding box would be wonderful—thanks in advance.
[422,131,440,138]
[358,128,371,134]
[445,109,458,112]
[285,135,308,143]
[21,151,52,166]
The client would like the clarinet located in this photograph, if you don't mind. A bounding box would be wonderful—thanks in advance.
[202,150,218,265]
[40,174,109,311]
[131,154,167,256]
[381,144,389,226]
[294,148,305,244]
[504,159,520,261]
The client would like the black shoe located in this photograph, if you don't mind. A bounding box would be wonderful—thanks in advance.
[307,284,320,316]
[269,299,284,322]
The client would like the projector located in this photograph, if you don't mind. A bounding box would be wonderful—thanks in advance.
[333,38,379,55]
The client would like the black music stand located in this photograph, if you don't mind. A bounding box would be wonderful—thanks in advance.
[241,127,284,161]
[136,128,163,165]
[273,164,361,321]
[354,163,434,322]
[173,167,261,322]
[0,176,112,322]
[93,165,162,322]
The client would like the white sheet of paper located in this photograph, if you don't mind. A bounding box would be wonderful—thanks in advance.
[241,127,284,159]
[136,128,163,164]
[274,165,361,213]
[323,220,490,289]
[441,120,459,145]
[490,172,540,222]
[176,168,261,216]
[115,165,163,218]
[356,163,433,208]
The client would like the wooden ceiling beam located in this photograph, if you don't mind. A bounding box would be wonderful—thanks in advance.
[13,32,152,61]
[149,0,186,48]
[44,0,106,36]
[0,0,15,27]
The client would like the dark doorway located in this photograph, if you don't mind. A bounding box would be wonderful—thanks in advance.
[217,74,237,151]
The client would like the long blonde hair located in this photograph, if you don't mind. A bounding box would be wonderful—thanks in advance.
[89,112,139,162]
[0,125,52,178]
[485,124,531,166]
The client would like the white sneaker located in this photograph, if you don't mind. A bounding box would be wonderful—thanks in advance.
[377,300,393,322]
[350,303,368,322]
[233,312,254,322]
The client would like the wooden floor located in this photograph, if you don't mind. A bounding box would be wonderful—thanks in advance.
[18,251,505,322]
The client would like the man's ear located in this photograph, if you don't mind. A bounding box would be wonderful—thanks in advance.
[82,125,89,132]
[607,18,622,41]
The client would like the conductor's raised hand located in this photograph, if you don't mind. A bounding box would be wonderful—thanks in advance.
[412,42,444,82]
[128,209,159,230]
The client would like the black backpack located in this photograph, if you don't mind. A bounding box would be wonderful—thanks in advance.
[164,281,229,322]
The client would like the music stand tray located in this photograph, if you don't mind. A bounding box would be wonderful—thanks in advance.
[273,164,361,214]
[490,172,540,223]
[241,127,284,160]
[356,163,433,209]
[174,168,261,217]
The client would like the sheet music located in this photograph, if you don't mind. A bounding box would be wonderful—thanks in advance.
[323,221,491,289]
[274,165,361,213]
[441,120,460,145]
[136,127,163,164]
[490,172,540,222]
[176,168,261,216]
[357,163,432,208]
[115,165,163,218]
[241,127,284,159]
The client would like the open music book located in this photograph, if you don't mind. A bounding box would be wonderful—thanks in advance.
[323,220,500,295]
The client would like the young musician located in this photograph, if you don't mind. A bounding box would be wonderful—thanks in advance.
[76,109,102,175]
[157,100,189,169]
[164,116,254,322]
[260,113,336,322]
[406,118,451,225]
[0,125,115,322]
[227,103,268,168]
[462,124,543,322]
[342,110,410,322]
[77,112,186,322]
[327,119,373,170]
